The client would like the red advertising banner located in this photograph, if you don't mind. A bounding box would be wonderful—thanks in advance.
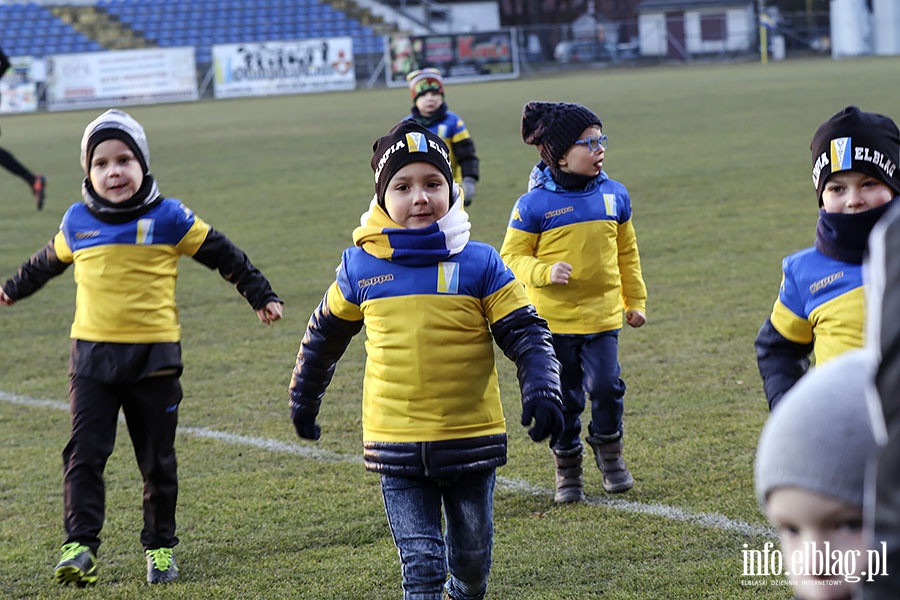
[385,29,519,86]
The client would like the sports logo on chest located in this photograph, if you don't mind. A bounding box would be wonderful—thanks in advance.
[544,206,574,219]
[135,219,155,244]
[809,270,844,295]
[357,273,395,288]
[437,262,459,294]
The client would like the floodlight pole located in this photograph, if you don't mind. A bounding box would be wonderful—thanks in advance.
[758,0,768,64]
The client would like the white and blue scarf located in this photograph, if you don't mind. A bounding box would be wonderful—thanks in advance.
[353,188,470,267]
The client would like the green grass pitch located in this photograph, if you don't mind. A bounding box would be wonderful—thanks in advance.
[1,55,898,598]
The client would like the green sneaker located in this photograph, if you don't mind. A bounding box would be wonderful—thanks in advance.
[55,542,98,587]
[146,547,178,584]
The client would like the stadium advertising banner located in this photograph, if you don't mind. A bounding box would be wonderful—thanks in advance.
[386,29,519,87]
[212,37,356,99]
[0,55,38,114]
[45,48,198,112]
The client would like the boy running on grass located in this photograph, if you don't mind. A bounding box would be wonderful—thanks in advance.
[288,120,562,600]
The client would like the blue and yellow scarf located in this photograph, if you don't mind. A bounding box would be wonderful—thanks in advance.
[353,191,471,267]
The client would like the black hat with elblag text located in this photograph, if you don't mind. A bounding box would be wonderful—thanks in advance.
[810,105,900,207]
[371,120,454,208]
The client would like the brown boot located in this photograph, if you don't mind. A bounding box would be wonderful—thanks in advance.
[552,446,585,503]
[585,431,634,493]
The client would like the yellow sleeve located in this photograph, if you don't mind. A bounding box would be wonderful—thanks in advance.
[617,220,647,313]
[499,227,552,288]
[174,216,212,256]
[53,231,74,263]
[483,279,531,323]
[325,281,364,322]
[771,299,814,344]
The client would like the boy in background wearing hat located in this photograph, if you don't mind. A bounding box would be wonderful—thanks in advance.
[754,348,878,599]
[500,101,647,503]
[288,120,563,600]
[405,68,480,206]
[0,109,283,586]
[755,106,900,411]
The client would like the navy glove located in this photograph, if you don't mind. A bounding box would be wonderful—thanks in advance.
[290,401,321,441]
[521,397,563,446]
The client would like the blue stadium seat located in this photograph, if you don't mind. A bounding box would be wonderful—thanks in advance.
[3,0,377,62]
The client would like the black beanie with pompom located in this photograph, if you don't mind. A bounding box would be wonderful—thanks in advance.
[521,101,602,168]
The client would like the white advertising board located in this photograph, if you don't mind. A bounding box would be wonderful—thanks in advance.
[213,37,355,99]
[0,55,38,114]
[45,47,198,112]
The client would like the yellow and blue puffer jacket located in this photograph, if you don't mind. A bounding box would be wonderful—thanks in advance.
[290,198,561,477]
[500,163,646,335]
[2,194,281,380]
[755,204,891,409]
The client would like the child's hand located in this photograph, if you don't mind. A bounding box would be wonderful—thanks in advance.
[291,402,321,441]
[521,396,564,446]
[550,261,572,285]
[257,301,283,325]
[625,309,646,328]
[0,289,14,307]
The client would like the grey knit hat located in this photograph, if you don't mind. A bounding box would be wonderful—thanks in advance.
[754,348,877,509]
[80,109,151,175]
[521,101,602,168]
[810,106,900,207]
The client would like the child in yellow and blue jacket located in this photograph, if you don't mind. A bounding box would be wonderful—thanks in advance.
[755,106,900,410]
[0,109,283,587]
[405,68,479,206]
[500,101,647,503]
[289,120,562,600]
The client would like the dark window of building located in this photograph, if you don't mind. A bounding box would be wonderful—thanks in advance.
[700,13,725,41]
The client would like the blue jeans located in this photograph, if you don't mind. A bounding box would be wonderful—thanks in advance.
[552,331,626,450]
[380,470,495,600]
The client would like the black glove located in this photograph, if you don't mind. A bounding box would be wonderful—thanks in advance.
[290,401,321,440]
[521,397,563,446]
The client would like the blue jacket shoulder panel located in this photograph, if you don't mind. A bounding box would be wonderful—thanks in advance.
[335,241,517,307]
[509,177,632,234]
[61,198,197,252]
[779,246,862,318]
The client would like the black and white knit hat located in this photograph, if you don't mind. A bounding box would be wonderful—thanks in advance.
[810,106,900,206]
[371,120,453,208]
[521,101,602,168]
[80,109,151,175]
[754,348,877,509]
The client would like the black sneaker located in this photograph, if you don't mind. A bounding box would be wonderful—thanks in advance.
[146,547,179,584]
[32,175,46,210]
[55,542,98,587]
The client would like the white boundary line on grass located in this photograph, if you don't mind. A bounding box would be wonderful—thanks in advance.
[1,390,774,538]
